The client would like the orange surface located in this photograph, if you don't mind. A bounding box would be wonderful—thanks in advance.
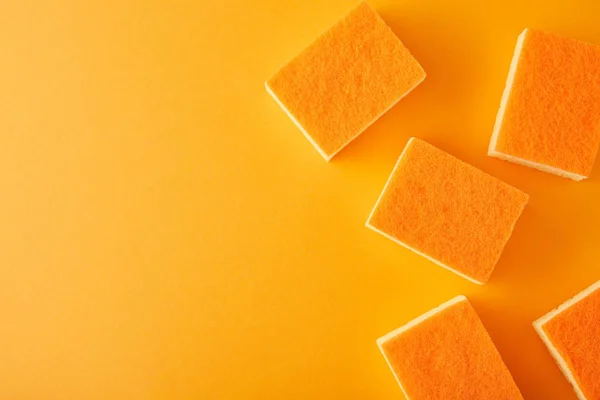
[2,0,600,399]
[266,2,425,160]
[493,29,600,177]
[541,283,600,400]
[368,138,528,284]
[379,297,523,399]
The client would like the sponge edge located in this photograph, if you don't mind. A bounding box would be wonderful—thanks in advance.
[489,28,600,180]
[367,138,529,284]
[266,1,425,161]
[376,295,467,347]
[533,280,600,400]
[488,150,587,181]
[378,296,523,400]
[265,82,331,161]
[264,79,424,162]
[376,296,467,398]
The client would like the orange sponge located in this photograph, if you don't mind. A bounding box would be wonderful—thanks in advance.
[534,280,600,400]
[378,296,523,399]
[266,2,425,161]
[367,138,528,284]
[489,29,600,180]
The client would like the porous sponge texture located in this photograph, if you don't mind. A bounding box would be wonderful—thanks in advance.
[379,298,523,400]
[368,138,528,284]
[266,1,425,159]
[541,284,600,400]
[492,29,600,177]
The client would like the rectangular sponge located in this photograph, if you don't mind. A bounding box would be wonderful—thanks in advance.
[367,138,528,284]
[534,280,600,400]
[378,296,523,400]
[489,29,600,180]
[266,1,425,161]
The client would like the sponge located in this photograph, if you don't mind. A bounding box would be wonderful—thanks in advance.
[489,29,600,180]
[367,138,528,284]
[534,280,600,400]
[378,296,523,400]
[266,2,425,161]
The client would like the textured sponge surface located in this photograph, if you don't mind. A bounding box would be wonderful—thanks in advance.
[542,285,600,400]
[368,138,528,284]
[492,29,600,177]
[266,2,425,159]
[379,297,523,400]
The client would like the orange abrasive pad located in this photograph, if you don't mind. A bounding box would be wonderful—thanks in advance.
[378,296,524,400]
[266,1,425,161]
[489,29,600,180]
[534,280,600,400]
[366,138,528,284]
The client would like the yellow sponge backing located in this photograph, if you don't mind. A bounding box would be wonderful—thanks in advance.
[490,29,600,180]
[378,296,523,400]
[266,2,425,160]
[367,138,528,284]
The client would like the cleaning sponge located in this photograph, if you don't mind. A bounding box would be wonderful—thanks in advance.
[489,29,600,180]
[378,296,523,400]
[266,1,425,161]
[534,280,600,400]
[367,138,528,284]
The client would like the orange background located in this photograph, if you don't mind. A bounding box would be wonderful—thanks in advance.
[1,0,600,399]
